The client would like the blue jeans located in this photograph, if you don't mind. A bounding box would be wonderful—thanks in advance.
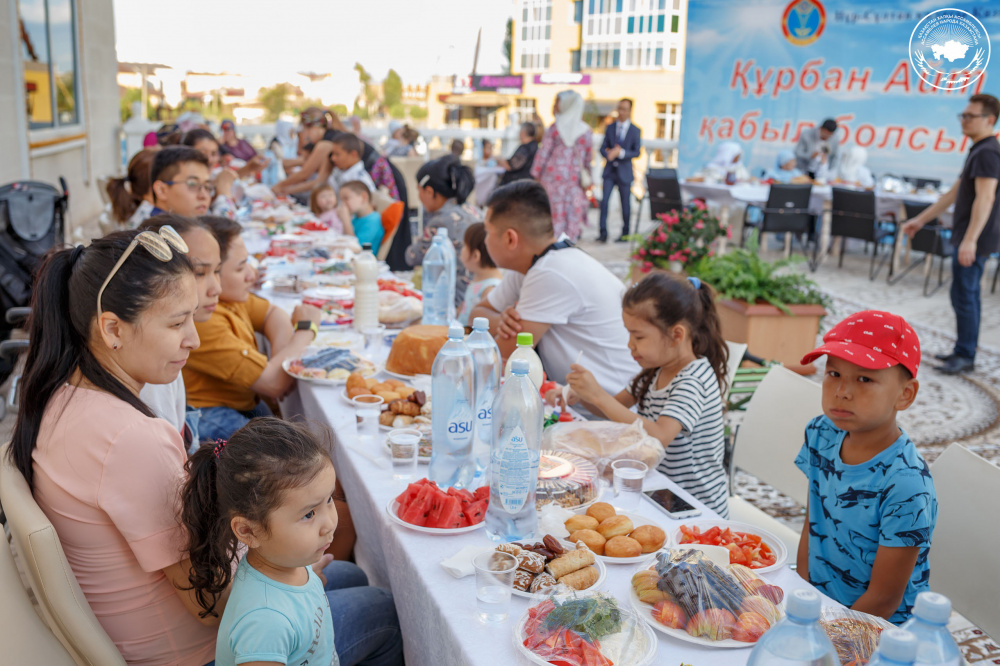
[202,561,402,666]
[950,249,987,359]
[324,561,404,666]
[198,402,272,442]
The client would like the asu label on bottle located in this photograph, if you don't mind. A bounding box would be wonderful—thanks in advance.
[497,426,531,513]
[445,399,474,449]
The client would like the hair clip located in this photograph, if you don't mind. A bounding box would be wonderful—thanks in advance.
[687,276,702,289]
[213,439,228,458]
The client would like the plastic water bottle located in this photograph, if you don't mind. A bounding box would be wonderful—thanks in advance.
[503,332,544,390]
[438,228,458,323]
[467,317,501,478]
[747,589,839,666]
[428,324,476,489]
[421,231,449,326]
[900,592,962,665]
[485,358,543,542]
[352,243,379,332]
[869,628,919,665]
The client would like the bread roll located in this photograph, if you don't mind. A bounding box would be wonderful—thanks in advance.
[568,529,606,556]
[547,548,596,578]
[629,525,667,553]
[604,535,642,558]
[564,514,599,534]
[586,502,617,523]
[597,515,634,539]
[557,565,599,591]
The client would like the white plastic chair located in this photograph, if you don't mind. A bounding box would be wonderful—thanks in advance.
[929,444,1000,640]
[724,341,748,395]
[727,366,822,554]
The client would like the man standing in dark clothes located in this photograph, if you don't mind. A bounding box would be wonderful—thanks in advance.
[902,94,1000,374]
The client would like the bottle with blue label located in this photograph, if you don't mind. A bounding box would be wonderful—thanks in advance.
[421,229,451,326]
[747,589,839,666]
[428,324,477,489]
[899,592,962,665]
[467,317,501,479]
[869,628,919,666]
[485,358,543,542]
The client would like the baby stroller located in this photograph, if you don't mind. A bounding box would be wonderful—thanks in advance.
[0,178,68,387]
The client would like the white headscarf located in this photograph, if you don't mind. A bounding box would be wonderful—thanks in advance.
[709,141,743,169]
[836,146,868,183]
[553,90,589,146]
[274,119,297,160]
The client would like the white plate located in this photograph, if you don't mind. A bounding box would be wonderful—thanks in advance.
[671,520,788,575]
[568,508,673,565]
[511,555,607,600]
[627,581,757,649]
[514,599,658,666]
[303,285,353,300]
[386,498,485,535]
[382,369,429,382]
[281,357,379,386]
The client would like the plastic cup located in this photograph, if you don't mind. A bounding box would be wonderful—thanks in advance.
[388,428,420,481]
[473,551,518,623]
[361,324,387,362]
[612,459,648,511]
[351,395,384,449]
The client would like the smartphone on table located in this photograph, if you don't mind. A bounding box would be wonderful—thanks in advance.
[642,488,702,519]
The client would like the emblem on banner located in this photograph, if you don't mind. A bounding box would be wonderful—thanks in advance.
[782,0,826,46]
[909,9,989,91]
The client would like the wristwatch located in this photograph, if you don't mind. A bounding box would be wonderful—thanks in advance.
[296,320,319,340]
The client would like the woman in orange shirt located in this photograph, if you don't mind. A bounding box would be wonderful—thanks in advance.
[8,229,217,664]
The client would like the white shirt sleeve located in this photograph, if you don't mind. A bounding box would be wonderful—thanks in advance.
[486,270,523,312]
[515,267,580,326]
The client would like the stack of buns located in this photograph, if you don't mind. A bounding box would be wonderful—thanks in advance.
[565,502,667,558]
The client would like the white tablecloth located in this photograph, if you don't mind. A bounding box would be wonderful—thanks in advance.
[293,378,835,665]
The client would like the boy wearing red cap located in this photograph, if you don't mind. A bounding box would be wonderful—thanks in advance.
[794,310,937,623]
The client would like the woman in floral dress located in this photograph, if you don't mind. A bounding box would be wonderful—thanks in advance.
[530,90,593,241]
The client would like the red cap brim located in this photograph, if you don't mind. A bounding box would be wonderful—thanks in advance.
[801,340,902,371]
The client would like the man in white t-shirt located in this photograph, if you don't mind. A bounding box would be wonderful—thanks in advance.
[470,180,639,392]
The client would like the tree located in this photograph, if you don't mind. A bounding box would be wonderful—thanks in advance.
[384,69,403,109]
[330,104,349,116]
[389,103,406,119]
[408,106,428,121]
[502,18,513,74]
[354,62,378,118]
[259,83,292,122]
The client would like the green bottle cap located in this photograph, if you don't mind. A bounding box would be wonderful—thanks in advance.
[516,332,533,346]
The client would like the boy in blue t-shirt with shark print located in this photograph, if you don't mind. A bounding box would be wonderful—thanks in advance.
[794,310,937,624]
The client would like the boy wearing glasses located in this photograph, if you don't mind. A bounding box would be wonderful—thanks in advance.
[150,147,236,220]
[901,93,1000,375]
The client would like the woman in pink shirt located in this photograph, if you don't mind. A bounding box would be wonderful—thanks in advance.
[7,229,218,665]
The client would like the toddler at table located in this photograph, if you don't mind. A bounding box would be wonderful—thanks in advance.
[795,310,936,623]
[340,180,383,254]
[180,418,403,666]
[457,222,502,326]
[310,183,348,235]
[547,272,730,517]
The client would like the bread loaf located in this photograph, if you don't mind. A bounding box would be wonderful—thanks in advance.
[385,325,449,376]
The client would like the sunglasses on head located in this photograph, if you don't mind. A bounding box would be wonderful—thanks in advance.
[97,226,189,316]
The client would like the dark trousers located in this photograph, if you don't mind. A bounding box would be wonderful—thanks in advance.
[950,248,987,359]
[599,174,632,237]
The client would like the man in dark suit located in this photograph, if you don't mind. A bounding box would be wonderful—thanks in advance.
[599,98,642,242]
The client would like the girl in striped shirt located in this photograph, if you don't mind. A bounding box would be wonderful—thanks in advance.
[551,272,731,517]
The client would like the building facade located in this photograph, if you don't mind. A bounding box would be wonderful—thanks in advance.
[511,0,685,165]
[2,0,120,238]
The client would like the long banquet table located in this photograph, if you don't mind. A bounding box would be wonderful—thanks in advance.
[290,374,837,665]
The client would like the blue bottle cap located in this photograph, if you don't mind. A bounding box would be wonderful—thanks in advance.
[877,628,918,662]
[511,359,530,375]
[912,591,952,625]
[785,589,821,622]
[448,324,464,339]
[472,317,489,331]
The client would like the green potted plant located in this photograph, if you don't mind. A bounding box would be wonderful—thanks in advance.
[631,200,727,279]
[687,232,830,374]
